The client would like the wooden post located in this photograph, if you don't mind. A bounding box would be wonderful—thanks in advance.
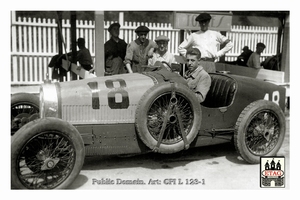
[55,11,64,82]
[179,29,185,75]
[179,30,184,45]
[119,12,124,25]
[119,12,124,38]
[70,11,78,80]
[94,11,105,77]
[56,11,63,55]
[281,14,290,83]
[11,11,18,83]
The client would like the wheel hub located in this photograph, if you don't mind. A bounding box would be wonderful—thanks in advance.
[36,150,47,160]
[169,114,177,124]
[35,149,60,171]
[263,126,274,141]
[253,124,274,141]
[41,158,60,171]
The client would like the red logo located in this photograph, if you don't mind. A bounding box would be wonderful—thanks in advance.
[262,170,284,177]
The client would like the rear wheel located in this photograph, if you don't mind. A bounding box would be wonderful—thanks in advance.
[135,82,201,154]
[234,100,286,164]
[11,118,85,189]
[11,93,39,135]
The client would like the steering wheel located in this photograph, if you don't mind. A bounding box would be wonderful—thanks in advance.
[161,61,172,71]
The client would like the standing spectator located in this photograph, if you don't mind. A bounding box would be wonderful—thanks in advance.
[247,42,266,69]
[105,22,127,75]
[178,13,233,72]
[124,25,156,73]
[236,46,253,66]
[76,38,94,73]
[148,35,176,71]
[183,48,211,103]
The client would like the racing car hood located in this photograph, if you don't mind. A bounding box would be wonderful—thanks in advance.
[40,73,157,124]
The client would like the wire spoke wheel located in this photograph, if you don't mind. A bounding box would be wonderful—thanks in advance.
[245,110,280,155]
[147,92,193,144]
[11,93,40,135]
[16,131,76,189]
[11,104,39,133]
[234,100,285,164]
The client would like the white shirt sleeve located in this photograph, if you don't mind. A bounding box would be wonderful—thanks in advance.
[215,32,233,58]
[178,34,194,56]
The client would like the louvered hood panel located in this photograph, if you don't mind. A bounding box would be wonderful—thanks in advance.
[56,73,156,124]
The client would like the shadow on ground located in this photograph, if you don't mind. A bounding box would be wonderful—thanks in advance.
[82,142,241,170]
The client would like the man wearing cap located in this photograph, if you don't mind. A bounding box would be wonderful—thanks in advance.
[148,35,176,70]
[247,42,266,69]
[178,13,233,72]
[236,46,253,66]
[105,22,128,75]
[124,25,156,73]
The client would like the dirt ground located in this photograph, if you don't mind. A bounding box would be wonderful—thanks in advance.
[67,112,290,190]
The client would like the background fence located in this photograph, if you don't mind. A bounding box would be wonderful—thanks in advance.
[11,12,279,85]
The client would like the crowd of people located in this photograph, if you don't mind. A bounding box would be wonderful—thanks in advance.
[102,13,222,102]
[52,12,267,103]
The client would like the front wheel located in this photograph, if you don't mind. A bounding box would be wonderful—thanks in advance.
[234,100,286,164]
[11,118,85,189]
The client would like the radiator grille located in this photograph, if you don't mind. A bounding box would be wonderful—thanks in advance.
[62,104,137,124]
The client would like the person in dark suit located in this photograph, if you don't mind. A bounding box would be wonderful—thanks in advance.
[236,46,253,66]
[104,22,128,75]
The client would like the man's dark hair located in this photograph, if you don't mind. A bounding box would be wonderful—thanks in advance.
[256,42,266,48]
[77,38,85,47]
[186,48,202,59]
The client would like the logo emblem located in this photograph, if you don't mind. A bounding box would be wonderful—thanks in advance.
[260,156,285,188]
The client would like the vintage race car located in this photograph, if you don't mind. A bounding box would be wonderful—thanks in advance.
[11,67,286,189]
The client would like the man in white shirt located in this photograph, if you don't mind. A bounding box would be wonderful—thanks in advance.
[148,35,176,71]
[178,13,233,72]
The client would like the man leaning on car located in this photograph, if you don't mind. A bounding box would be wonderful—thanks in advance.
[184,48,211,103]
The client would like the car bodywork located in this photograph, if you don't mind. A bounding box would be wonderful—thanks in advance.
[40,69,286,156]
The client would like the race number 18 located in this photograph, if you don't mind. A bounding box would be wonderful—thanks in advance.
[87,79,129,109]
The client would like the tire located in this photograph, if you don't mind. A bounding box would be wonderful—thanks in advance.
[234,100,286,164]
[11,117,85,189]
[11,93,40,135]
[135,82,201,154]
